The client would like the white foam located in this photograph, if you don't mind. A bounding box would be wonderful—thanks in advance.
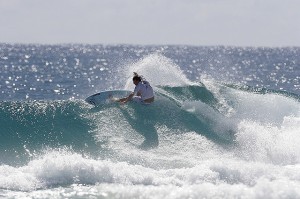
[2,153,300,198]
[216,86,300,164]
[196,80,300,165]
[235,116,300,165]
[5,182,300,199]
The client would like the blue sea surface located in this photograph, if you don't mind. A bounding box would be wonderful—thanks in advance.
[1,44,300,198]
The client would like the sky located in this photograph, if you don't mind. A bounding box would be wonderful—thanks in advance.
[0,0,300,47]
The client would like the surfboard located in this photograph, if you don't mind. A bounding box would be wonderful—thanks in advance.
[85,90,132,106]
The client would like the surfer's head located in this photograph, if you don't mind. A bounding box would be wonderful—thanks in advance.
[132,72,142,85]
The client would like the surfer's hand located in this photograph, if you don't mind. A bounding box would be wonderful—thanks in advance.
[119,101,126,105]
[118,98,126,105]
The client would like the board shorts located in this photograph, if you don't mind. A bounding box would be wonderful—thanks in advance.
[132,96,151,105]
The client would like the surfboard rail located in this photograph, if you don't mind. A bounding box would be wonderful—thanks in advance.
[85,90,132,106]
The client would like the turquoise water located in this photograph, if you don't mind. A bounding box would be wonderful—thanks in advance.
[1,44,300,198]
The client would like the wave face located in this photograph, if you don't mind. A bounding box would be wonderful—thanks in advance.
[1,44,300,198]
[0,100,99,165]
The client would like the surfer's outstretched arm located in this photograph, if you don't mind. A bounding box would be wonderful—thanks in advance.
[118,93,134,104]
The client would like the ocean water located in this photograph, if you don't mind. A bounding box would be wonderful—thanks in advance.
[0,44,300,198]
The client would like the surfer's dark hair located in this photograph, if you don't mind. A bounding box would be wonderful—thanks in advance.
[132,72,142,82]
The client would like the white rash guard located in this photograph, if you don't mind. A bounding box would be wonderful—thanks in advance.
[133,81,154,101]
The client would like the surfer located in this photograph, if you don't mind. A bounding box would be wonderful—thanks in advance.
[118,72,154,104]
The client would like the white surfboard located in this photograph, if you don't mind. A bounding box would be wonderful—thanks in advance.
[85,90,132,106]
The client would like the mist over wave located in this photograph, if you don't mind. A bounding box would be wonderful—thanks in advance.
[1,45,300,198]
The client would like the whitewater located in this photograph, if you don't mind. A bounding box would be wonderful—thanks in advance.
[1,44,300,198]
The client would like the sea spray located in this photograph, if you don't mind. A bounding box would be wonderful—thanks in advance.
[123,54,195,90]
